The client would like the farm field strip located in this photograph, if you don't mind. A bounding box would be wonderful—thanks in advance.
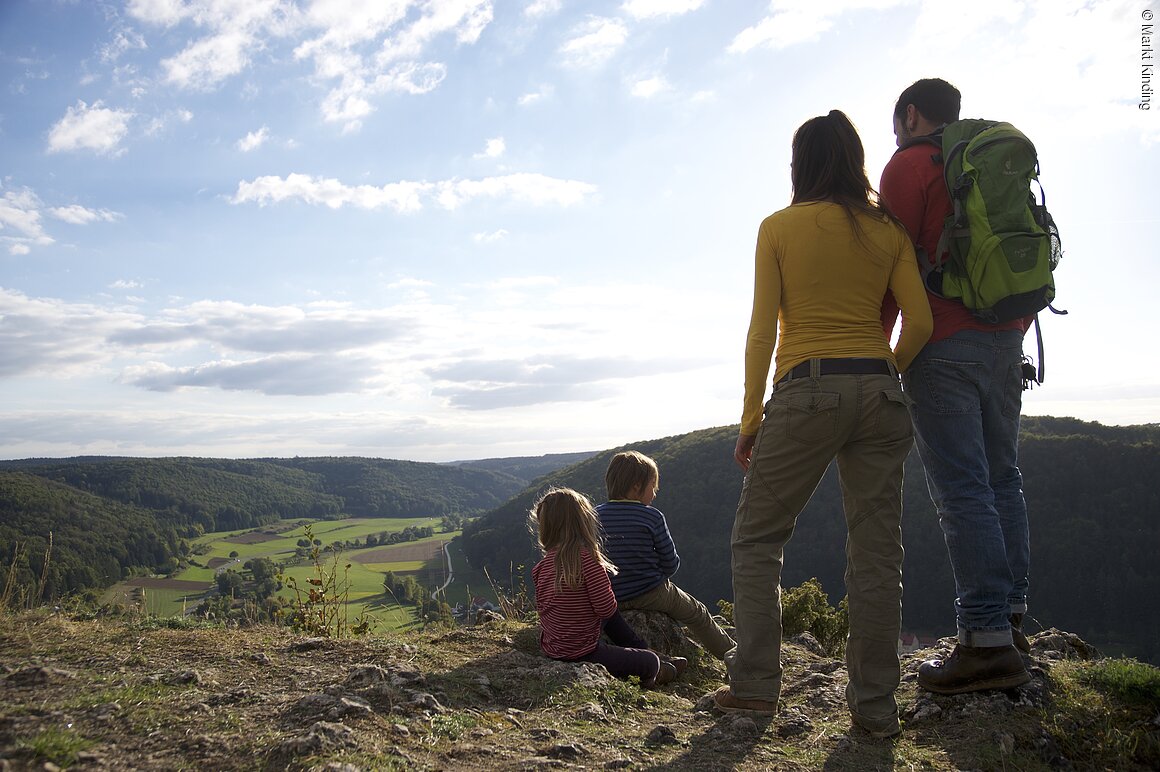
[111,517,452,623]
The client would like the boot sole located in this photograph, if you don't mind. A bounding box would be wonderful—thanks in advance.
[919,668,1031,695]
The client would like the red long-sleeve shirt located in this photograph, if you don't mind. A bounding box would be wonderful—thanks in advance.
[879,140,1027,342]
[532,548,617,660]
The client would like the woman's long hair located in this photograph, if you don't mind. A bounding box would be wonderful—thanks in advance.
[529,487,617,592]
[790,109,896,226]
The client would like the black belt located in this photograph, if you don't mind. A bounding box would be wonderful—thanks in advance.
[777,358,892,385]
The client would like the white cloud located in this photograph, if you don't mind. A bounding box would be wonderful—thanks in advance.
[123,354,380,396]
[622,0,706,20]
[162,28,256,90]
[518,84,554,105]
[124,1,497,130]
[474,136,506,158]
[294,0,493,130]
[46,100,133,155]
[728,0,906,53]
[0,187,55,254]
[559,16,629,68]
[631,75,671,98]
[110,279,144,290]
[232,172,596,211]
[0,289,142,378]
[143,108,194,137]
[125,0,192,27]
[100,28,148,64]
[524,0,562,19]
[237,126,271,152]
[232,174,434,212]
[47,205,122,225]
[473,229,509,243]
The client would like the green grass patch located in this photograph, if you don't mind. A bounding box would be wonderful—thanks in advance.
[1044,658,1160,769]
[1079,657,1160,708]
[14,727,95,767]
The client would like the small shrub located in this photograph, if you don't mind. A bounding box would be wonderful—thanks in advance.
[717,579,849,657]
[277,524,371,638]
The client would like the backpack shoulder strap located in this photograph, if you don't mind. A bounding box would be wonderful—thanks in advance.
[895,134,942,166]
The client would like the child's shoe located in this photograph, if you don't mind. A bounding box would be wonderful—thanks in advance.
[650,660,679,687]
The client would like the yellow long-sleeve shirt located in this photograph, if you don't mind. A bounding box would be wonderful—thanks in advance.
[741,202,933,435]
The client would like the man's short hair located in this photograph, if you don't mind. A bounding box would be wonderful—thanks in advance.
[605,451,659,501]
[894,78,961,125]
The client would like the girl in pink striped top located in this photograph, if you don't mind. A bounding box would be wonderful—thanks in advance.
[530,487,679,687]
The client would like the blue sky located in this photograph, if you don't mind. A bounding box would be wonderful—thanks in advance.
[0,0,1156,461]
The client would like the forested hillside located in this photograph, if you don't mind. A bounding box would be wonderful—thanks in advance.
[0,473,180,598]
[461,417,1160,663]
[0,455,527,602]
[451,451,597,482]
[262,457,524,516]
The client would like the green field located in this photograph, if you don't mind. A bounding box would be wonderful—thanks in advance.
[102,516,466,630]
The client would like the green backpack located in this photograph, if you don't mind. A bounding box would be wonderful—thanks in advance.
[906,119,1066,382]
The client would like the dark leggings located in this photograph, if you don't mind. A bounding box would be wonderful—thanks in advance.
[572,612,659,684]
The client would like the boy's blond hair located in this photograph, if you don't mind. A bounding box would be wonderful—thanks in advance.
[605,451,659,501]
[529,487,617,591]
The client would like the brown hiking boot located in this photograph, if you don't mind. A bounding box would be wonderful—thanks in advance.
[918,644,1031,695]
[1010,614,1031,654]
[710,685,777,715]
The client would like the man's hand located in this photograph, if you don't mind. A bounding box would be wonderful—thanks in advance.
[734,433,757,472]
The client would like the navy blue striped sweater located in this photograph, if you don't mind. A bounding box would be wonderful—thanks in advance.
[596,500,680,601]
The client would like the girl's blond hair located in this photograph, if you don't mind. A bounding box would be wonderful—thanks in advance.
[529,487,618,592]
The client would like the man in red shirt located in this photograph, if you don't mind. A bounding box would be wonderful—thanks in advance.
[880,78,1032,695]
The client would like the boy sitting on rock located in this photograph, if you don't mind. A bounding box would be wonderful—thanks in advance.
[596,451,735,660]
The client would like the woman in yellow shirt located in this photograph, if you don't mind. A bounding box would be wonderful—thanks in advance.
[713,110,933,739]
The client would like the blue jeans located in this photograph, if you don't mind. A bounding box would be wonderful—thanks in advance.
[903,329,1030,647]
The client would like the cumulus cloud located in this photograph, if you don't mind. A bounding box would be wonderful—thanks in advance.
[631,75,671,98]
[622,0,706,20]
[1,185,120,254]
[474,136,506,159]
[559,16,629,68]
[0,187,55,254]
[46,100,133,155]
[231,172,596,211]
[236,126,270,152]
[47,205,122,225]
[162,28,255,90]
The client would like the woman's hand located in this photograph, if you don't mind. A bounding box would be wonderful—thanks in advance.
[734,433,757,472]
